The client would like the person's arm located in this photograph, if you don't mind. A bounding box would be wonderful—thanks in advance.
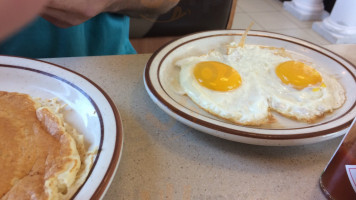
[40,0,179,28]
[0,0,48,41]
[107,0,179,18]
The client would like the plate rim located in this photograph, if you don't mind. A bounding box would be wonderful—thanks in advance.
[144,29,356,141]
[0,55,123,199]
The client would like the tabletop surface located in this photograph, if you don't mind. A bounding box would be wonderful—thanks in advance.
[42,44,356,200]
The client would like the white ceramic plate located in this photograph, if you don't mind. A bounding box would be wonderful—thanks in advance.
[0,55,123,199]
[144,30,356,146]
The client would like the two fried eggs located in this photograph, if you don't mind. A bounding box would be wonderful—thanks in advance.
[176,43,346,126]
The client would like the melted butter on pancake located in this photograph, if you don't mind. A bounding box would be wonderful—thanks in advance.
[0,92,95,200]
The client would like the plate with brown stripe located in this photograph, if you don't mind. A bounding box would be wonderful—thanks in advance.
[0,55,123,199]
[144,30,356,146]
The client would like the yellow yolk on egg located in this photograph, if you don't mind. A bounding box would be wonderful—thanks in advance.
[275,60,323,90]
[194,61,242,91]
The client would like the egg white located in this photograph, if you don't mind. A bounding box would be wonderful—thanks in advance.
[176,44,346,125]
[264,61,346,121]
[177,50,270,125]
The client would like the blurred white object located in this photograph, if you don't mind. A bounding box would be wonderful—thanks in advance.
[283,0,328,21]
[313,0,356,44]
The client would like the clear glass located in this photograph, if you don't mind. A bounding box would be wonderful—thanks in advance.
[320,117,356,199]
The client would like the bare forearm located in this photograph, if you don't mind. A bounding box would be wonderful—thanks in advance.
[0,0,48,41]
[106,0,179,18]
[40,0,179,28]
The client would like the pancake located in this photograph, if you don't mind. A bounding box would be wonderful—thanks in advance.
[0,92,95,200]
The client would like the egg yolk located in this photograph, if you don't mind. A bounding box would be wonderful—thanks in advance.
[275,61,322,90]
[194,61,242,91]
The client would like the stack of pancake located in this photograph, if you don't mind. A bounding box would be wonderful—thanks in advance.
[0,92,95,200]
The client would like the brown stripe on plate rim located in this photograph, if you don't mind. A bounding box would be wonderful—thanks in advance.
[0,56,123,199]
[144,30,356,140]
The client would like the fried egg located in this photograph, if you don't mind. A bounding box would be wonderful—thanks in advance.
[264,57,346,122]
[177,50,270,125]
[176,43,346,125]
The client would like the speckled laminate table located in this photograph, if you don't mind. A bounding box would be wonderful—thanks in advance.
[43,44,356,200]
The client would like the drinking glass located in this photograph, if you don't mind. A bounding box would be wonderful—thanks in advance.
[320,117,356,199]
